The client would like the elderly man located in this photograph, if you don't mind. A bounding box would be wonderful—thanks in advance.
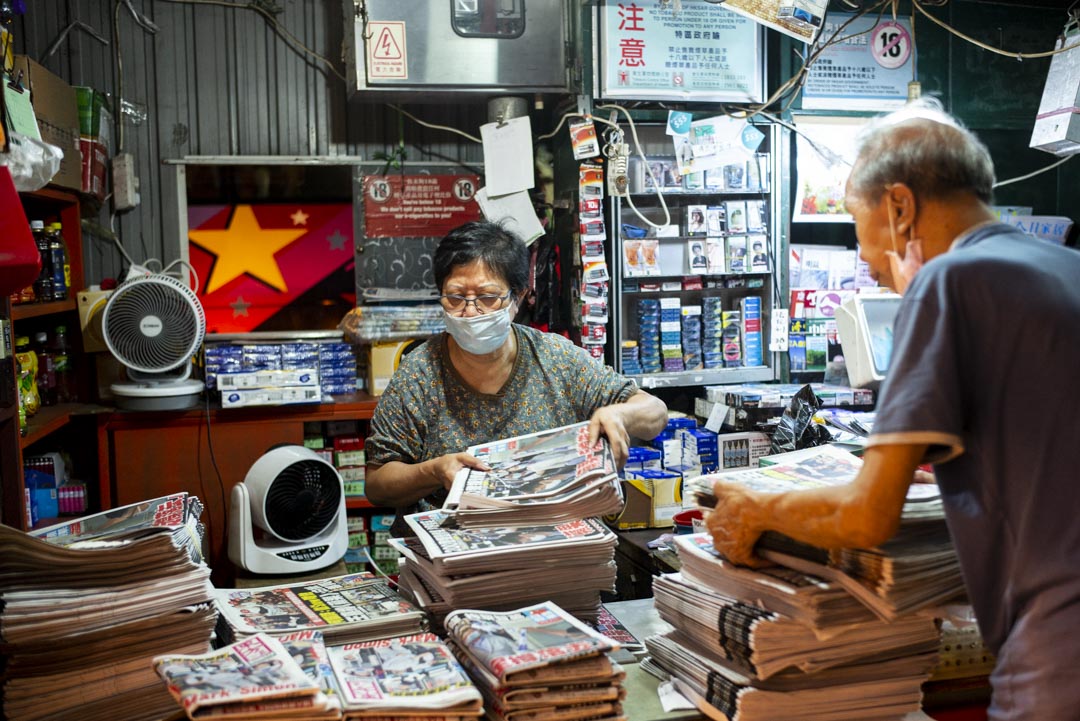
[706,99,1080,720]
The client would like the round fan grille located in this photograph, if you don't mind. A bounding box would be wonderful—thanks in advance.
[263,460,342,541]
[102,275,206,374]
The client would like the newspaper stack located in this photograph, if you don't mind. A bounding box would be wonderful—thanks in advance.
[690,444,964,620]
[444,602,627,721]
[325,632,483,720]
[154,632,337,720]
[0,493,217,721]
[643,533,941,721]
[392,510,618,625]
[213,573,426,646]
[443,422,624,528]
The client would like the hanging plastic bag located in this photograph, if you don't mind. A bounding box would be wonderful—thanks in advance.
[770,384,832,454]
[0,132,63,191]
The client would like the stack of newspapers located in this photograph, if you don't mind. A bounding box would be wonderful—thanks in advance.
[0,493,217,721]
[393,511,618,625]
[396,422,625,625]
[213,573,426,645]
[445,602,627,721]
[325,632,483,720]
[441,422,624,527]
[690,444,964,621]
[646,534,942,721]
[154,632,341,720]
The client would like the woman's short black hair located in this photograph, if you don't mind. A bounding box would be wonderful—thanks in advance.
[434,221,529,294]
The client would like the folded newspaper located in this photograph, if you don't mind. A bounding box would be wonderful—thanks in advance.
[443,421,623,527]
[153,633,331,720]
[214,573,425,644]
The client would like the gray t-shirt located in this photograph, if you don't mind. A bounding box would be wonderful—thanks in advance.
[869,223,1080,717]
[366,325,637,534]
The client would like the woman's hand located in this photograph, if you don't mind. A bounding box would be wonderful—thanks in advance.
[588,405,631,468]
[425,452,491,491]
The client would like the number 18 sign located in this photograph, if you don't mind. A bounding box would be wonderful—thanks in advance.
[801,12,916,111]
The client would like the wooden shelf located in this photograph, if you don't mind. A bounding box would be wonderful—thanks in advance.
[20,187,80,205]
[20,403,103,449]
[345,497,374,510]
[11,299,77,321]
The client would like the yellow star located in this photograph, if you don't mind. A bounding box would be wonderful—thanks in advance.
[190,205,306,294]
[290,209,309,226]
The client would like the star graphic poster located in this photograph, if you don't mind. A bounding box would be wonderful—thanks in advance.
[188,203,355,333]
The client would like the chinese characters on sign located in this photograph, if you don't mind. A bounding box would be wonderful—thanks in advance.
[601,1,763,102]
[802,13,916,110]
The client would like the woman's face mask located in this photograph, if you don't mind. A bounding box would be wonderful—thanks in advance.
[443,303,514,355]
[884,194,925,295]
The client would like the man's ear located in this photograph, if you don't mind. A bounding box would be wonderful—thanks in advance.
[886,183,917,235]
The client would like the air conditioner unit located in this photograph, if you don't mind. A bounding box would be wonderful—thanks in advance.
[344,0,571,99]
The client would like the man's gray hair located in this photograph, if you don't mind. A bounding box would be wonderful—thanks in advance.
[848,97,996,204]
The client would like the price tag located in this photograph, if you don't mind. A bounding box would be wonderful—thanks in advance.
[769,307,790,352]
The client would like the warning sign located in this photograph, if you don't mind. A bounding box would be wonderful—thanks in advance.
[367,21,408,80]
[363,175,481,238]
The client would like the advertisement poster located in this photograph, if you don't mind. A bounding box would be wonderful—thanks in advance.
[362,174,480,238]
[599,0,763,102]
[802,12,916,111]
[791,115,870,223]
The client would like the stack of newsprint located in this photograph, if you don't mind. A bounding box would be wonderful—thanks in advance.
[690,444,965,621]
[442,421,624,527]
[154,632,340,720]
[445,601,627,721]
[395,421,623,625]
[392,511,617,625]
[213,573,426,645]
[646,534,942,720]
[0,493,217,721]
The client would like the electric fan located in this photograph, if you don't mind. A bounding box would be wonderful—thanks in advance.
[229,445,349,574]
[101,274,206,410]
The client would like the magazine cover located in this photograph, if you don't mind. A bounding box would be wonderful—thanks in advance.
[445,422,616,509]
[326,633,482,711]
[153,633,324,717]
[215,573,423,635]
[445,602,618,685]
[404,511,614,560]
[31,492,200,543]
[278,629,343,711]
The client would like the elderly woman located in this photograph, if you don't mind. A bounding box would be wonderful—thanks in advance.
[365,221,668,535]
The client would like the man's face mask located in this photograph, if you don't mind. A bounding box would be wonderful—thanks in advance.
[884,192,924,295]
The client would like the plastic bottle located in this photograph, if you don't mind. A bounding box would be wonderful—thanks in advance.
[31,220,52,303]
[14,336,40,418]
[52,326,76,404]
[48,222,67,301]
[14,353,27,436]
[33,331,57,407]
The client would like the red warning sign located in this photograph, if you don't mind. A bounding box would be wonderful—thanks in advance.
[367,21,407,80]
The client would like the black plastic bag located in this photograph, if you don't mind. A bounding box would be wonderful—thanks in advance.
[770,384,832,454]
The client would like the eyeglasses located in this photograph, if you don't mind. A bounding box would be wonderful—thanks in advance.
[439,291,512,316]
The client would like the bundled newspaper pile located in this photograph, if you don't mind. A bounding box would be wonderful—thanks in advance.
[645,534,941,721]
[325,632,483,720]
[0,493,217,721]
[213,573,426,646]
[154,632,339,720]
[392,511,617,626]
[690,445,963,620]
[442,422,624,527]
[445,601,627,721]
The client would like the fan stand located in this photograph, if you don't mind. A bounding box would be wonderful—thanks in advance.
[111,365,205,411]
[229,483,349,574]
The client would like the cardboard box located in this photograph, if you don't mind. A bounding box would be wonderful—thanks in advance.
[625,469,683,527]
[368,340,419,396]
[79,137,108,202]
[606,479,652,529]
[12,56,81,191]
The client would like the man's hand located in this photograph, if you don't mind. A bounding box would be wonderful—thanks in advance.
[706,480,768,567]
[588,405,631,468]
[424,453,490,491]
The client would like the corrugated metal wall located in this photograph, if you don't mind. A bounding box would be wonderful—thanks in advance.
[14,0,487,285]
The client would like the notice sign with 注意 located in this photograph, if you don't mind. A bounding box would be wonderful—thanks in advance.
[363,175,481,238]
[366,21,408,80]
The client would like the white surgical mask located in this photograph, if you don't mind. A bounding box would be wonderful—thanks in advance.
[443,306,513,355]
[885,194,924,295]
